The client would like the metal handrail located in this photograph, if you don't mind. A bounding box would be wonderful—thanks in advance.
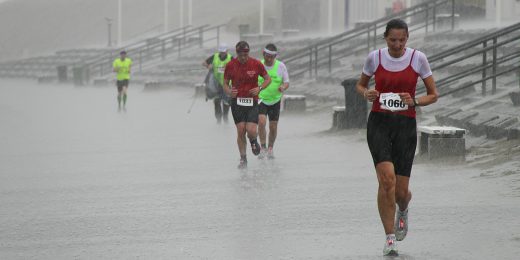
[438,64,520,97]
[281,0,455,78]
[87,24,225,76]
[420,21,520,97]
[434,51,520,88]
[428,22,520,62]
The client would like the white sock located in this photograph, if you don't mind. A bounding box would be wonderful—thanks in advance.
[386,234,396,241]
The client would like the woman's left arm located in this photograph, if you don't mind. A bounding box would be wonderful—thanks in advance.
[416,76,438,106]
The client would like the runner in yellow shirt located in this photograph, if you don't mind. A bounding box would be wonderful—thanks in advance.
[113,50,132,111]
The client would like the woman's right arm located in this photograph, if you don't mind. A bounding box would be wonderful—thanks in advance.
[356,51,379,102]
[356,73,378,102]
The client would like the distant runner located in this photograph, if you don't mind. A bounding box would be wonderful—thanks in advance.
[355,19,438,256]
[113,50,132,111]
[257,43,289,159]
[223,41,271,169]
[202,43,233,124]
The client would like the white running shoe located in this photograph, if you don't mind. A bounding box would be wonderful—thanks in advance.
[258,148,267,159]
[237,158,247,169]
[383,235,398,256]
[267,147,275,159]
[395,208,408,241]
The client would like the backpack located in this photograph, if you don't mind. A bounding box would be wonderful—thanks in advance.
[204,70,220,100]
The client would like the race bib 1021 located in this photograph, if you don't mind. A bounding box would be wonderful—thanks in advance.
[379,92,408,111]
[237,97,253,107]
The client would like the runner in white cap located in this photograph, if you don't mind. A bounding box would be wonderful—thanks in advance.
[257,43,290,159]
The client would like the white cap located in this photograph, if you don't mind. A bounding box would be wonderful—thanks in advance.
[218,43,228,52]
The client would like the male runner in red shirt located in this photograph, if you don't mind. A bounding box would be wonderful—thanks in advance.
[223,41,271,169]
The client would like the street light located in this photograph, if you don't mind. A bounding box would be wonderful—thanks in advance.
[328,0,332,35]
[259,0,264,35]
[164,0,169,33]
[179,0,184,28]
[117,0,122,46]
[188,0,192,26]
[105,17,113,47]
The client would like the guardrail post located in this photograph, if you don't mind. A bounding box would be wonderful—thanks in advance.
[373,24,377,49]
[309,48,313,78]
[433,5,437,32]
[107,55,112,75]
[216,26,220,47]
[451,0,455,31]
[328,45,332,73]
[367,29,371,52]
[139,49,143,72]
[314,46,318,78]
[199,27,203,48]
[482,41,487,96]
[178,38,182,58]
[182,27,186,46]
[161,40,166,60]
[492,37,497,94]
[425,6,429,34]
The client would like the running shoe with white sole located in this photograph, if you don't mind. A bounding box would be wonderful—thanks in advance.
[395,208,408,241]
[258,148,267,159]
[383,235,398,256]
[237,158,247,169]
[267,147,275,159]
[250,139,261,155]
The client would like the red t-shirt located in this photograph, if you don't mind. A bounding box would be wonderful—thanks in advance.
[224,57,268,99]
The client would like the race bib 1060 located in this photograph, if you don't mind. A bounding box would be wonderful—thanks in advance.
[237,97,253,107]
[379,92,408,111]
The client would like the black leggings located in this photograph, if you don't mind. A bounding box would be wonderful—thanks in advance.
[367,111,417,177]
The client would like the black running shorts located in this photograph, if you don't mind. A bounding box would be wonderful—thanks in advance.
[367,111,417,177]
[231,99,259,124]
[258,101,281,121]
[116,79,129,91]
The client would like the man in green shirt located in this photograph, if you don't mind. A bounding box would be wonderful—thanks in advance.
[113,50,132,111]
[258,43,290,159]
[202,44,232,124]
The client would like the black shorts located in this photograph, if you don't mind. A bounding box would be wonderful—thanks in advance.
[258,101,281,121]
[116,80,129,91]
[231,99,259,124]
[367,111,417,177]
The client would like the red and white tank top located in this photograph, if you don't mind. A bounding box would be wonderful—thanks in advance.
[372,49,419,118]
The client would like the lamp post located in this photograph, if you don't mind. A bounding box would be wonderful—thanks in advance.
[328,0,333,35]
[259,0,264,35]
[188,0,192,26]
[164,0,169,33]
[105,17,113,47]
[179,0,184,28]
[495,0,502,27]
[117,0,122,46]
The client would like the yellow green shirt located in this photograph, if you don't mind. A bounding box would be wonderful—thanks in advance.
[113,58,133,80]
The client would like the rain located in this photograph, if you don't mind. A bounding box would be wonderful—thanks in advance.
[1,0,520,259]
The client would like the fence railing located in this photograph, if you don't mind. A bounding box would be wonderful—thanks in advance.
[280,0,455,79]
[86,24,225,77]
[418,22,520,97]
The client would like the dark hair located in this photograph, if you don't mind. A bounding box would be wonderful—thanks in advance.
[235,41,250,51]
[264,43,277,52]
[120,50,127,55]
[384,19,409,38]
